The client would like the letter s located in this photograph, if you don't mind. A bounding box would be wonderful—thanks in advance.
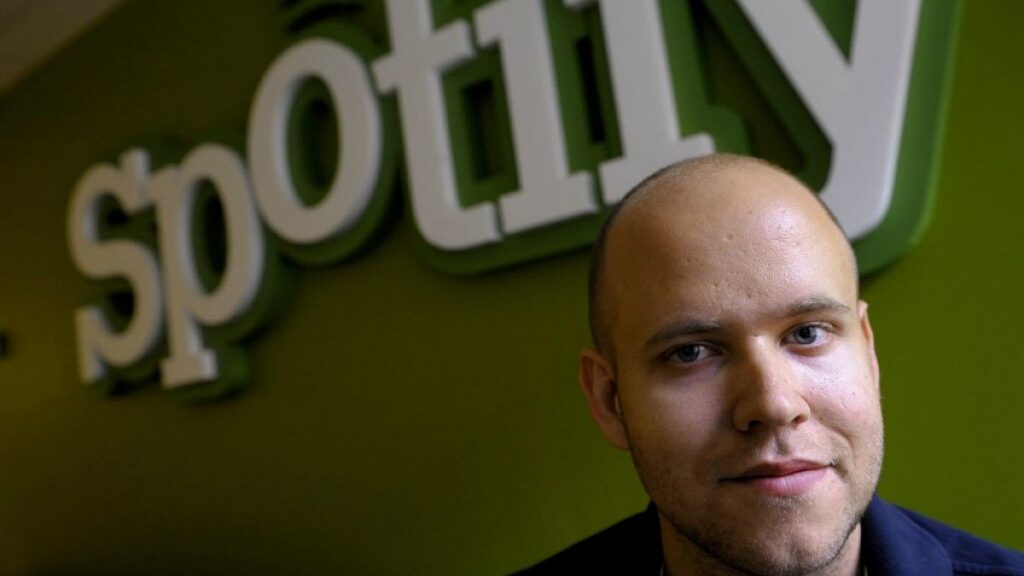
[67,149,164,384]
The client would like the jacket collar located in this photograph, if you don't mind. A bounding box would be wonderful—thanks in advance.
[861,495,953,576]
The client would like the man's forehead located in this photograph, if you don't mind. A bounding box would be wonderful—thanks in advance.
[587,154,859,356]
[608,163,816,260]
[598,159,857,342]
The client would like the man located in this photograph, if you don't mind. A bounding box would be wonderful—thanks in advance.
[517,154,1024,575]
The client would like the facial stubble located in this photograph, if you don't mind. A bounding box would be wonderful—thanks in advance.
[623,416,884,576]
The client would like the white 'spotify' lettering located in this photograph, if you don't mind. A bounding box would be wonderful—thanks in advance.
[66,0,933,391]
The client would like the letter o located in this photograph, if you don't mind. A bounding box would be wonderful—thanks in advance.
[248,38,382,244]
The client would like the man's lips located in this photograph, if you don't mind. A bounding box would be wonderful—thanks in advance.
[723,460,833,497]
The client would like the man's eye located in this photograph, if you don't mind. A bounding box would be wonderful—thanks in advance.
[669,344,709,363]
[791,325,823,345]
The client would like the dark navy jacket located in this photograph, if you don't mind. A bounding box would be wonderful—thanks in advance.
[515,496,1024,575]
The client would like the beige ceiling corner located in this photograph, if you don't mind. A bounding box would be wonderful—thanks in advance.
[0,0,124,95]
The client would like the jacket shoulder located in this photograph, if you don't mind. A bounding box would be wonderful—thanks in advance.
[896,505,1024,575]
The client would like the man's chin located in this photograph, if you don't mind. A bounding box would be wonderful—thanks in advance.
[663,505,863,576]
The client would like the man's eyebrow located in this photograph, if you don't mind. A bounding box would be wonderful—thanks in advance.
[644,319,722,352]
[786,296,851,317]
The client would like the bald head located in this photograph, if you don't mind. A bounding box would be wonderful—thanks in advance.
[588,154,857,358]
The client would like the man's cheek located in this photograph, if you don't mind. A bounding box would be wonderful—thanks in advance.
[644,413,714,456]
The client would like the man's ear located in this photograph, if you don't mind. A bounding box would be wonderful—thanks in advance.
[579,347,630,450]
[858,300,880,387]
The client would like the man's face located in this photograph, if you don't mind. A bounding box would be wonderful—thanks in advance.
[584,165,882,575]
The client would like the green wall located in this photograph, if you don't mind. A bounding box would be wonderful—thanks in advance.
[0,1,1020,573]
[864,0,1024,546]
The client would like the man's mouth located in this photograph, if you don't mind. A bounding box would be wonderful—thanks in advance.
[723,460,833,497]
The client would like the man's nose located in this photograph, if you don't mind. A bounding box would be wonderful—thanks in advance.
[730,348,811,433]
